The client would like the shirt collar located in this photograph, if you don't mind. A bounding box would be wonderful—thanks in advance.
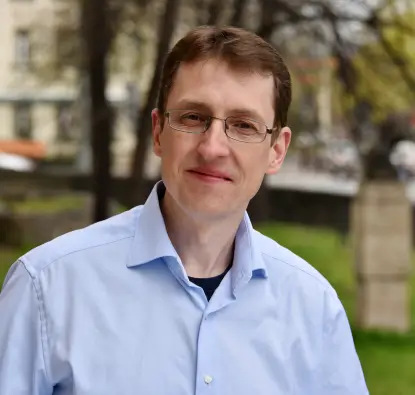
[127,181,179,267]
[127,181,268,281]
[231,211,268,290]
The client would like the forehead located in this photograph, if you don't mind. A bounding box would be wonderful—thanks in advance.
[166,59,275,124]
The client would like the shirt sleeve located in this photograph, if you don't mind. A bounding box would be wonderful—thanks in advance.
[0,260,53,395]
[319,292,370,395]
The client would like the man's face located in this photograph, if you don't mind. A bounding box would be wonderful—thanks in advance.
[152,59,291,220]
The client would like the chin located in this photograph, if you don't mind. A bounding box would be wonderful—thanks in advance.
[189,205,233,221]
[180,190,234,218]
[164,177,246,219]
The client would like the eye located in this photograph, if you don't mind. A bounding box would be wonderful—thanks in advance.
[180,112,206,125]
[236,122,255,130]
[230,118,259,134]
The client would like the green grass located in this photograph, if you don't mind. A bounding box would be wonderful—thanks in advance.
[257,223,356,317]
[257,222,415,395]
[2,195,85,214]
[1,222,414,394]
[353,331,415,395]
[0,246,28,283]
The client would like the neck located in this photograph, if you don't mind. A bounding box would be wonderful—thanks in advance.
[161,191,244,278]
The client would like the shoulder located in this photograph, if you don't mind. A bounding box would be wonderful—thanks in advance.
[19,206,143,278]
[253,229,338,299]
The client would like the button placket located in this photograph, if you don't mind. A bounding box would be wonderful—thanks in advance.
[195,314,217,394]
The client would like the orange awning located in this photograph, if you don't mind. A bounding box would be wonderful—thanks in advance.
[0,140,46,159]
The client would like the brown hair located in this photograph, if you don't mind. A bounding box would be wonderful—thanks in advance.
[157,25,292,135]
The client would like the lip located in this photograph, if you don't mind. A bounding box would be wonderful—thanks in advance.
[187,167,233,183]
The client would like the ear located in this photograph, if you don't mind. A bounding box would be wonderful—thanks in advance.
[266,126,292,175]
[152,109,163,158]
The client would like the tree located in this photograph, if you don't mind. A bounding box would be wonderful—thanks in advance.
[247,0,290,223]
[206,0,222,26]
[80,0,116,222]
[354,11,415,120]
[251,1,414,151]
[30,0,154,218]
[129,0,182,206]
[230,0,248,27]
[28,0,415,210]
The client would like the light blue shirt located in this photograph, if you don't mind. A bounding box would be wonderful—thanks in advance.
[0,182,368,395]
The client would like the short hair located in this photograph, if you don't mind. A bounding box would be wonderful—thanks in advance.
[157,25,292,135]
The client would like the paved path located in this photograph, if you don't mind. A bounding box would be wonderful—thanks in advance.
[267,161,415,203]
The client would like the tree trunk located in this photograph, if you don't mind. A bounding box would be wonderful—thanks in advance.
[81,0,113,222]
[229,0,248,27]
[256,0,277,41]
[129,0,181,207]
[206,0,222,26]
[247,0,280,224]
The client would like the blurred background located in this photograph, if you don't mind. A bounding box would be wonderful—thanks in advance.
[0,0,414,393]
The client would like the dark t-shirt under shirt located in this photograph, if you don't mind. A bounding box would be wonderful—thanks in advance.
[188,265,232,301]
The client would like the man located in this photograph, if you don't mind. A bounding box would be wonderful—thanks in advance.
[0,26,368,394]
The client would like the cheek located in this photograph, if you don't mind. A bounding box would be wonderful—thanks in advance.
[160,132,194,168]
[239,148,271,177]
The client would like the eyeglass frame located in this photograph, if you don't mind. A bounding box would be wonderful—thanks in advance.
[164,109,275,143]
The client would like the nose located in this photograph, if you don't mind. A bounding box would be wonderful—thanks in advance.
[196,118,230,161]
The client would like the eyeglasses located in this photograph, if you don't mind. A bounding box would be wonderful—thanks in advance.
[164,109,274,143]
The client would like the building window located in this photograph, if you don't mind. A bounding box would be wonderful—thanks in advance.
[15,30,31,68]
[14,103,32,140]
[56,104,74,142]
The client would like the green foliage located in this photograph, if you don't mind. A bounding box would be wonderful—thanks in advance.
[353,11,415,121]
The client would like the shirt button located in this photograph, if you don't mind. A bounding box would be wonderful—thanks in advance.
[204,375,213,384]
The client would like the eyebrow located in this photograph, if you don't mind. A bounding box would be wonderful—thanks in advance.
[173,99,268,125]
[174,99,211,112]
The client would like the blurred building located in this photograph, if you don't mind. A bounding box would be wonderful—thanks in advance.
[0,0,141,175]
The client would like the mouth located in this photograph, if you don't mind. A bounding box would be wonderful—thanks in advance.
[187,169,233,183]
